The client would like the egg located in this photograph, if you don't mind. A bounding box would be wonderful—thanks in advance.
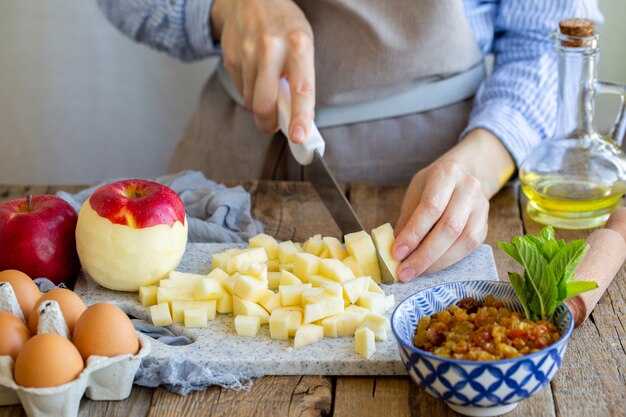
[28,289,86,335]
[72,303,139,361]
[14,333,84,388]
[0,270,41,320]
[0,312,31,360]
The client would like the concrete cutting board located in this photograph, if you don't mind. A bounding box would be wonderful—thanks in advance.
[74,243,498,376]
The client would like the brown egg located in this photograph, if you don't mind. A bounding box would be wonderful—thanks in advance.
[0,312,31,360]
[28,289,86,335]
[14,333,84,388]
[72,303,139,361]
[0,270,41,320]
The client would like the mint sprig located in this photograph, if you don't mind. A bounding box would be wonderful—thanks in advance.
[498,226,598,321]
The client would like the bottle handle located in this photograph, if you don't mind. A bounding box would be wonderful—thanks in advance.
[595,80,626,147]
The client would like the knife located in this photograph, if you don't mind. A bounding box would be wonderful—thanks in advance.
[277,79,395,284]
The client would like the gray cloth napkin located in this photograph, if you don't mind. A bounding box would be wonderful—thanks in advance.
[56,170,263,243]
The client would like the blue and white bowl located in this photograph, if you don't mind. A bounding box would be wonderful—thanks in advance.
[391,280,574,417]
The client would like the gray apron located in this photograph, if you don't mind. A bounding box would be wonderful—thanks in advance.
[169,0,482,184]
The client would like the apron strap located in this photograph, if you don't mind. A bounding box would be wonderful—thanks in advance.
[217,62,486,128]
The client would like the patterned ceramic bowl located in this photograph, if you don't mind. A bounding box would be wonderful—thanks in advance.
[391,280,574,417]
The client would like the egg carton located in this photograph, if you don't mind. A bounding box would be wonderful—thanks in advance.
[0,282,151,417]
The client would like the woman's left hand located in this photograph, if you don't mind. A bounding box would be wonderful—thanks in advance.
[392,161,489,282]
[391,128,516,282]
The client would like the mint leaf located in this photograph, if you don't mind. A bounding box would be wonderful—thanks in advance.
[565,281,598,298]
[508,272,533,320]
[515,238,555,319]
[539,226,554,242]
[497,242,521,264]
[549,240,588,284]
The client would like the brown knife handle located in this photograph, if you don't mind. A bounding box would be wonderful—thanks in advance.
[565,209,626,326]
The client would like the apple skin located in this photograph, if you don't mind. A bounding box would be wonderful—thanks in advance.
[0,195,80,285]
[76,179,188,291]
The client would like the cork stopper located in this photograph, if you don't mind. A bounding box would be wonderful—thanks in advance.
[559,18,596,47]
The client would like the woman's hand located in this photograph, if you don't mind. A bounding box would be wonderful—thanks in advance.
[211,0,315,143]
[392,129,516,282]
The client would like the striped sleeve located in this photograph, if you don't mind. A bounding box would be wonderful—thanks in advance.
[462,0,603,165]
[96,0,219,62]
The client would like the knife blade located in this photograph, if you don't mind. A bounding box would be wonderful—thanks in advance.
[277,79,395,284]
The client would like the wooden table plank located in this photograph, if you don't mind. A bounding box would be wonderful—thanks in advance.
[521,194,626,417]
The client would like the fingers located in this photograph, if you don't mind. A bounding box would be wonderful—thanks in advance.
[252,35,285,132]
[392,163,457,264]
[394,174,426,236]
[285,30,315,144]
[397,177,480,281]
[422,196,489,275]
[240,36,258,109]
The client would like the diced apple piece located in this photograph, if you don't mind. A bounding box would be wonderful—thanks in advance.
[319,259,355,283]
[258,289,281,313]
[184,308,208,328]
[222,274,238,295]
[322,315,338,337]
[293,253,319,280]
[194,278,224,300]
[319,248,331,258]
[307,274,337,288]
[371,223,399,282]
[304,236,325,256]
[159,278,201,289]
[302,287,326,304]
[342,256,363,277]
[361,262,382,284]
[235,315,261,336]
[157,287,194,304]
[366,277,385,295]
[241,262,268,283]
[279,263,294,273]
[279,283,312,306]
[217,290,233,314]
[357,292,386,314]
[337,312,364,337]
[342,277,367,304]
[150,303,173,326]
[267,259,280,272]
[280,270,303,285]
[294,324,324,348]
[321,282,343,298]
[232,296,270,324]
[294,242,304,252]
[225,248,244,256]
[139,286,158,306]
[207,268,229,283]
[269,311,290,340]
[304,296,344,323]
[364,312,391,331]
[169,270,207,281]
[268,271,281,290]
[272,307,303,336]
[278,241,298,264]
[344,231,378,264]
[249,233,279,259]
[358,321,387,341]
[384,294,395,312]
[345,305,370,320]
[227,248,268,274]
[355,327,376,359]
[211,252,231,271]
[172,300,217,323]
[233,274,268,302]
[323,237,347,260]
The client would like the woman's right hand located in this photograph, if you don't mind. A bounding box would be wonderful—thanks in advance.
[211,0,315,143]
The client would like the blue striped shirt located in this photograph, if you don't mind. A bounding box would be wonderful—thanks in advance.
[97,0,603,165]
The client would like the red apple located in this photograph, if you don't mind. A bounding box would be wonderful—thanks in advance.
[76,179,188,291]
[0,195,80,285]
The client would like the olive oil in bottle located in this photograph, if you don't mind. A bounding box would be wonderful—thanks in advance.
[519,19,626,229]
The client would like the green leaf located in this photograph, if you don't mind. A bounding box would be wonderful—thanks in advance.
[565,281,598,298]
[539,226,554,242]
[508,272,533,320]
[515,238,555,319]
[549,240,589,286]
[556,239,567,248]
[542,239,560,261]
[497,242,522,264]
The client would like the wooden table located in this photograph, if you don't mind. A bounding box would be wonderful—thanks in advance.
[1,181,625,417]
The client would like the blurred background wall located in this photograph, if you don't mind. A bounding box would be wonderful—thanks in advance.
[0,0,625,184]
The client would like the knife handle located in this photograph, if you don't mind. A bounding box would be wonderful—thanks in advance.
[277,78,325,166]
